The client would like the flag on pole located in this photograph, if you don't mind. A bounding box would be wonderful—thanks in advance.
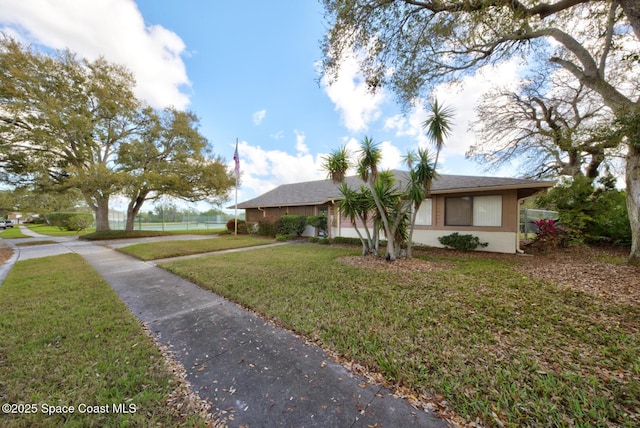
[233,139,239,238]
[233,142,240,177]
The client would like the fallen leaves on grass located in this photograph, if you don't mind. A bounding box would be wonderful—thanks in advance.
[0,247,13,264]
[517,246,640,308]
[339,255,452,275]
[342,246,639,308]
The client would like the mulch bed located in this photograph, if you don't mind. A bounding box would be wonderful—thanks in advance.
[0,247,13,264]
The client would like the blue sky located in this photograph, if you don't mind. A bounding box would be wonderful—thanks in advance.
[0,0,522,211]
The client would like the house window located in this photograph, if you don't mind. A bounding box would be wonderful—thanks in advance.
[415,198,432,226]
[473,195,502,226]
[445,195,502,227]
[445,197,473,226]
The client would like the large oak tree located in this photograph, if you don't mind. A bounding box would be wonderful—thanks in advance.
[118,108,234,231]
[0,37,233,231]
[321,0,640,264]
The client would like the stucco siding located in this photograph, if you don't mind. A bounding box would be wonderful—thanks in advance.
[335,226,518,253]
[332,227,518,254]
[411,229,518,253]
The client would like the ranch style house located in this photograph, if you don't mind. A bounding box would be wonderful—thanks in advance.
[236,171,554,253]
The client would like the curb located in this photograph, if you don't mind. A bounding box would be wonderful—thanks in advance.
[0,239,20,285]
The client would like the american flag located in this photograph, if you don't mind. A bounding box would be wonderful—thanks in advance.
[233,142,240,177]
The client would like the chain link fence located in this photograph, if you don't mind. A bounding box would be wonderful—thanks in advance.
[521,208,559,235]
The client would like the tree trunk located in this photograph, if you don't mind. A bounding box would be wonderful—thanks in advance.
[94,197,110,232]
[406,204,419,258]
[352,222,369,256]
[368,180,396,261]
[626,144,640,266]
[125,194,147,232]
[125,210,136,232]
[359,214,377,256]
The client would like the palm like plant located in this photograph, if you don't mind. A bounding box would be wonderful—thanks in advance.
[322,146,350,183]
[405,148,437,258]
[358,137,401,260]
[423,99,455,170]
[357,136,381,183]
[322,137,437,261]
[338,183,377,256]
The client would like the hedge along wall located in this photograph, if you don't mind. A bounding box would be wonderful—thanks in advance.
[46,212,95,231]
[278,215,307,236]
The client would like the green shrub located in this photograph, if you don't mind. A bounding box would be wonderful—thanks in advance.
[438,233,488,251]
[257,219,278,237]
[81,230,168,240]
[330,236,361,246]
[318,238,330,245]
[66,214,94,232]
[308,237,320,243]
[275,234,289,242]
[535,175,631,246]
[46,212,94,232]
[226,219,247,234]
[278,215,307,236]
[306,215,328,236]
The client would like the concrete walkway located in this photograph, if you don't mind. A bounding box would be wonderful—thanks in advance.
[3,227,450,427]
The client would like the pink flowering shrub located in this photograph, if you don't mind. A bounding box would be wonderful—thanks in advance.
[533,219,567,250]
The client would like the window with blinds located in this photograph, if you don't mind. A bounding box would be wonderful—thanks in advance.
[473,195,502,226]
[415,198,432,225]
[445,195,502,227]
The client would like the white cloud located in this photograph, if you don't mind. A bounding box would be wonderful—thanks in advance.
[230,139,327,204]
[252,109,267,125]
[342,136,403,173]
[379,140,403,170]
[321,52,387,132]
[0,0,191,110]
[384,104,430,148]
[384,60,523,169]
[294,130,309,154]
[270,130,285,140]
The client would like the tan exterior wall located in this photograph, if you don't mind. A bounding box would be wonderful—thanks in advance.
[245,205,320,223]
[416,189,519,233]
[244,189,523,253]
[333,189,521,253]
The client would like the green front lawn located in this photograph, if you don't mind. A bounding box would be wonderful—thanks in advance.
[26,224,94,236]
[0,227,31,238]
[118,235,275,260]
[161,244,640,427]
[0,254,209,427]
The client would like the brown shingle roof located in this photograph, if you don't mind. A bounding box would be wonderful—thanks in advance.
[235,171,553,209]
